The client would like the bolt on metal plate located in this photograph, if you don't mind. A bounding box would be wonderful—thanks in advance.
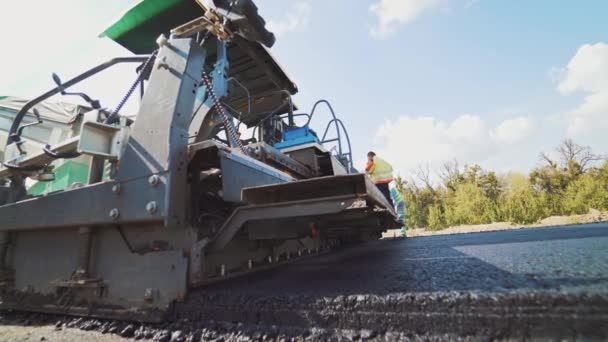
[111,183,121,194]
[109,208,120,220]
[148,175,161,187]
[146,201,158,214]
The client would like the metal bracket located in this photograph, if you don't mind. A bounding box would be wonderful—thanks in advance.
[78,120,129,160]
[170,7,231,40]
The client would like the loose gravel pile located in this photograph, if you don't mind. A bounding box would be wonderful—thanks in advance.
[1,291,607,341]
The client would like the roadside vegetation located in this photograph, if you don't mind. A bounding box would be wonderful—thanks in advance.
[396,139,608,230]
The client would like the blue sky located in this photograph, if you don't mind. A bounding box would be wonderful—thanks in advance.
[1,0,607,182]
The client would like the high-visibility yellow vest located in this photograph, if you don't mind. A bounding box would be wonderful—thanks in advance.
[368,156,393,184]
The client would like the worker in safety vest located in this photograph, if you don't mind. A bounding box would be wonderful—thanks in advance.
[365,151,394,206]
[391,187,407,235]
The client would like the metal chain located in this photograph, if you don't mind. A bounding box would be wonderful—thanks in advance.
[200,71,247,154]
[106,50,158,124]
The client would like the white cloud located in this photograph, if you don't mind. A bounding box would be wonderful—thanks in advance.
[369,0,444,39]
[490,117,534,145]
[556,42,608,138]
[445,114,486,143]
[368,0,480,39]
[267,1,311,37]
[371,114,533,176]
[557,43,608,95]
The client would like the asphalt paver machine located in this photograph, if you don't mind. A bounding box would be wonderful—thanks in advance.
[0,0,398,321]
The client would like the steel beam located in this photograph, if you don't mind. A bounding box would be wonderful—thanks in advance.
[0,137,79,179]
[116,38,204,228]
[208,194,358,252]
[0,38,204,230]
[0,174,166,231]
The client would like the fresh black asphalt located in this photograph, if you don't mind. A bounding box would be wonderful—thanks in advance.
[205,223,608,296]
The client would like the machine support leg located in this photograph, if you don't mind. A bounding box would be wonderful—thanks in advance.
[45,156,113,296]
[72,156,103,280]
[88,157,105,185]
[0,176,25,284]
[0,232,14,283]
[74,227,93,279]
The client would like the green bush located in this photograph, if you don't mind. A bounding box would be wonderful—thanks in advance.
[563,172,608,214]
[394,142,606,230]
[444,182,495,226]
[501,173,544,224]
[427,204,446,230]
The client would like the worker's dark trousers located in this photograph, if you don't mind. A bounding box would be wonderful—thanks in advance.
[376,183,394,207]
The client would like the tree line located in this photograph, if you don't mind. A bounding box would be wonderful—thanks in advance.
[395,139,608,230]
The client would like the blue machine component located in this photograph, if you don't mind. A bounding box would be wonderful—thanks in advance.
[221,150,294,202]
[195,40,228,107]
[274,125,320,150]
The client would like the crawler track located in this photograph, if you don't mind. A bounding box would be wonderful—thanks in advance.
[2,223,608,340]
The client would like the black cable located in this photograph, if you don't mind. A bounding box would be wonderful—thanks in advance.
[251,101,292,139]
[43,144,81,160]
[116,226,138,254]
[6,56,149,147]
[2,161,47,172]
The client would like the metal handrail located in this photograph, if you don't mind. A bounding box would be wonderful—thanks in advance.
[306,100,341,155]
[306,100,354,170]
[6,56,150,147]
[321,118,353,170]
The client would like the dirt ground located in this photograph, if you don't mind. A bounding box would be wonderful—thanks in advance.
[0,324,143,342]
[383,208,608,238]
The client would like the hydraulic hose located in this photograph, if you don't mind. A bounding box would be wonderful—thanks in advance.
[43,144,81,160]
